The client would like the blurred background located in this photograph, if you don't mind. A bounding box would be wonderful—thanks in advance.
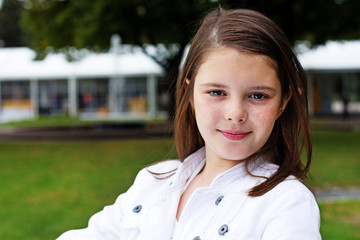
[0,0,359,239]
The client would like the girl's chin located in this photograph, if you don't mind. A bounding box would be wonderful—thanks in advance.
[204,142,257,161]
[214,149,253,162]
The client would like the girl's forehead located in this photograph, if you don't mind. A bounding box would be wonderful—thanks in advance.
[194,47,280,88]
[200,47,277,69]
[196,47,278,76]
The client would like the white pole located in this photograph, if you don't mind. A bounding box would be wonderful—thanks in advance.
[30,79,39,118]
[68,76,78,117]
[147,75,157,118]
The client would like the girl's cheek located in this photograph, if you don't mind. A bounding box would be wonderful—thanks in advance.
[194,99,208,118]
[253,105,279,123]
[197,96,216,110]
[196,99,222,120]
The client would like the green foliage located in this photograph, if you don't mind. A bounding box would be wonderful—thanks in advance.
[0,0,27,46]
[227,0,360,45]
[21,0,219,62]
[21,0,360,59]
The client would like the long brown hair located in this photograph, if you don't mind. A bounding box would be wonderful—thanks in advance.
[174,8,312,197]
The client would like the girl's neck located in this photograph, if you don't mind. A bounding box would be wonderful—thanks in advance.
[199,150,243,186]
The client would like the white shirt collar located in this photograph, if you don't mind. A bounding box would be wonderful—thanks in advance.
[171,147,267,190]
[171,147,206,187]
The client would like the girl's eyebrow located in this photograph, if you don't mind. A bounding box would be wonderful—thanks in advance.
[249,86,277,93]
[200,83,277,93]
[199,83,228,88]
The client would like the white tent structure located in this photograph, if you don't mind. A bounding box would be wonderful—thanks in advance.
[0,47,163,79]
[0,41,167,122]
[298,40,360,72]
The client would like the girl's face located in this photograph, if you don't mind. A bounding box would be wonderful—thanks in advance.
[192,47,286,165]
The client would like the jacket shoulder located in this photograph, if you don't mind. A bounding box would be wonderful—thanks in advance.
[147,159,181,175]
[258,179,321,239]
[273,177,315,200]
[127,160,181,193]
[134,159,180,181]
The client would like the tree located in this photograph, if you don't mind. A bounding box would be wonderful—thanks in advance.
[21,0,360,117]
[225,0,360,45]
[0,0,27,47]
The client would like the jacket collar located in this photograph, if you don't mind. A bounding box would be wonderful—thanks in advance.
[170,147,278,192]
[170,147,206,188]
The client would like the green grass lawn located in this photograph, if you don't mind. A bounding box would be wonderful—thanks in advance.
[0,116,84,129]
[319,200,360,240]
[310,130,360,189]
[0,115,167,129]
[0,130,359,239]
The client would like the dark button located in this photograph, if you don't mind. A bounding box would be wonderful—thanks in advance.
[215,196,224,206]
[132,205,142,213]
[193,236,201,240]
[218,224,229,235]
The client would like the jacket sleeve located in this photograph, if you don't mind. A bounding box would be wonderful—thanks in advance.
[56,192,126,240]
[56,160,180,240]
[56,167,149,240]
[260,181,322,240]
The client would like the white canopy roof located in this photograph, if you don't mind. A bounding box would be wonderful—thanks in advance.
[0,46,163,80]
[0,40,359,81]
[297,40,360,72]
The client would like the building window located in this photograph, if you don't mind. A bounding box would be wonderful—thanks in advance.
[38,80,68,115]
[0,81,33,121]
[118,77,147,115]
[1,81,31,108]
[78,78,109,115]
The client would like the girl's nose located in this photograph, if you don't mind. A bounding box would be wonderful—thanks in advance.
[225,100,247,122]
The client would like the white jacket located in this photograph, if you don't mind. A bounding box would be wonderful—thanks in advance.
[57,147,321,240]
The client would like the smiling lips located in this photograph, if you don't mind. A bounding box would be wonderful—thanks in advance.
[218,130,252,141]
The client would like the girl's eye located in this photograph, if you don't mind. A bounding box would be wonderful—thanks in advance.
[208,90,226,96]
[249,93,267,100]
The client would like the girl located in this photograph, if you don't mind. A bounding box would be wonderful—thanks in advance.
[58,8,321,240]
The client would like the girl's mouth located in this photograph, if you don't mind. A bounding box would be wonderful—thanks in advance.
[218,130,252,141]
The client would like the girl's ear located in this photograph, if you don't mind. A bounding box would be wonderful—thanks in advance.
[184,78,190,89]
[185,78,194,107]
